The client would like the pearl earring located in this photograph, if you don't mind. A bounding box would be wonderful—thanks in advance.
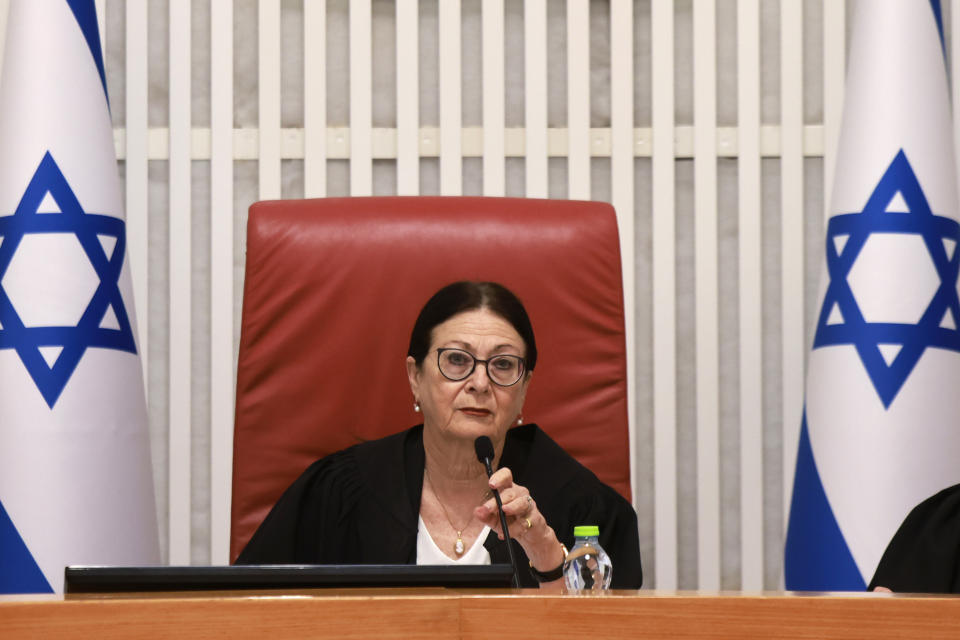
[414,401,421,413]
[516,415,523,425]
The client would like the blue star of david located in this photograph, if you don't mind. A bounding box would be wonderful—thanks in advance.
[0,151,136,408]
[813,149,960,408]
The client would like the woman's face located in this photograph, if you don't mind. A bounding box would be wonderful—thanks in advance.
[406,308,531,446]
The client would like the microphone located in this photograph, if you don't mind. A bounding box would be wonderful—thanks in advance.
[475,436,521,588]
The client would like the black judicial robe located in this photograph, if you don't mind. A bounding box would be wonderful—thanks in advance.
[237,423,643,588]
[869,484,960,593]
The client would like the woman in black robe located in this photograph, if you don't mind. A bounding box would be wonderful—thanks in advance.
[869,484,960,593]
[236,281,643,589]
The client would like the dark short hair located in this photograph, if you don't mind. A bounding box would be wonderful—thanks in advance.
[407,281,537,371]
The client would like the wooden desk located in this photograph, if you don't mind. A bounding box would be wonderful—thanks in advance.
[3,589,960,639]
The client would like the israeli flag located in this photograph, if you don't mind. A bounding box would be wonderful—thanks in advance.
[0,1,159,593]
[785,0,960,590]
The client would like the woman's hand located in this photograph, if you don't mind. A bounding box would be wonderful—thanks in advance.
[474,466,566,582]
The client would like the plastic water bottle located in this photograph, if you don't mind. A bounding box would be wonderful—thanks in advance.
[562,525,613,592]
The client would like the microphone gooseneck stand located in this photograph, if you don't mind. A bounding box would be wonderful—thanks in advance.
[474,436,521,588]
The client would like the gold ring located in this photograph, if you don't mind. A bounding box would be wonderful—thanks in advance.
[526,496,533,504]
[524,517,532,529]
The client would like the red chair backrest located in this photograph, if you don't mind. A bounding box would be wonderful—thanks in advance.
[230,197,630,562]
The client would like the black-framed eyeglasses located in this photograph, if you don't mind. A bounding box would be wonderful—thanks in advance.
[436,348,526,387]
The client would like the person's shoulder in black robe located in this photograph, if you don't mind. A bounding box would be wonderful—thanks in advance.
[869,483,960,593]
[236,426,424,566]
[236,423,642,588]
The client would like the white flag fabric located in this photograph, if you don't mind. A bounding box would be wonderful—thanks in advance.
[785,0,960,590]
[0,0,159,593]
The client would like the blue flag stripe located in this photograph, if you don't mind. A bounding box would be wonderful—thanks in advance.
[0,499,53,594]
[65,0,109,107]
[929,0,944,51]
[784,412,866,591]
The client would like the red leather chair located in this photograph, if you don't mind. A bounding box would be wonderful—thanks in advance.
[230,197,631,562]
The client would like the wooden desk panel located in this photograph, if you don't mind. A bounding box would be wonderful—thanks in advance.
[459,591,960,640]
[3,589,960,639]
[0,589,459,640]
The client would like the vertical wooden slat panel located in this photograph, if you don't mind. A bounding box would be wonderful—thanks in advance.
[209,0,234,566]
[439,0,462,195]
[737,0,763,591]
[780,0,805,537]
[524,0,547,198]
[126,0,149,389]
[566,0,589,200]
[304,0,327,197]
[823,0,844,220]
[350,0,372,195]
[694,0,720,592]
[258,0,281,199]
[651,0,677,591]
[482,0,505,196]
[396,0,419,195]
[610,0,635,504]
[168,0,192,566]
